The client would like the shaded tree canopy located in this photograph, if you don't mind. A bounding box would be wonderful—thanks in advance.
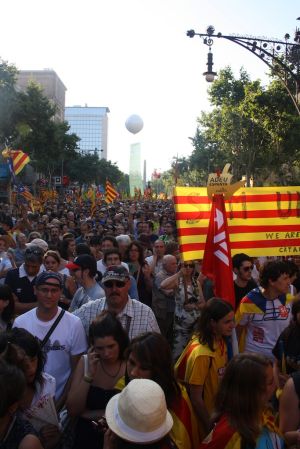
[188,67,300,186]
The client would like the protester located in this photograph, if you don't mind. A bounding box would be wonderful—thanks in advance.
[236,260,292,358]
[123,332,200,449]
[145,239,166,275]
[97,244,129,275]
[13,233,28,267]
[199,353,283,449]
[232,253,257,310]
[174,297,235,439]
[159,220,176,244]
[0,328,60,449]
[59,237,76,263]
[124,241,152,307]
[104,379,174,449]
[73,265,160,339]
[43,250,77,310]
[160,260,205,360]
[102,248,138,300]
[13,271,87,407]
[152,255,178,345]
[67,311,129,449]
[66,254,104,312]
[273,299,300,390]
[0,284,15,332]
[115,234,131,260]
[5,245,45,315]
[0,358,43,449]
[279,371,300,447]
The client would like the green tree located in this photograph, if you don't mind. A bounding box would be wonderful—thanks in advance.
[0,57,129,188]
[190,67,300,186]
[65,154,124,186]
[0,59,19,146]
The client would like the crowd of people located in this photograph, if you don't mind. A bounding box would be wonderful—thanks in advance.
[0,198,300,449]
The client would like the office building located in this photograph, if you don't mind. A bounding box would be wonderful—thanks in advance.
[16,70,66,121]
[64,106,109,159]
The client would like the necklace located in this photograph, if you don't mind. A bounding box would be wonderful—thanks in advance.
[100,359,122,378]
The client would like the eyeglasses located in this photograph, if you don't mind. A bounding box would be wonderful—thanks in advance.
[104,280,126,288]
[26,248,43,256]
[37,287,61,295]
[183,264,195,269]
[242,265,253,272]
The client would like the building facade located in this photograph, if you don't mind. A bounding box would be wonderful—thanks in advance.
[64,106,109,159]
[16,70,66,121]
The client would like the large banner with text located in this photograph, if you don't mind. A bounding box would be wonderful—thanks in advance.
[174,186,300,260]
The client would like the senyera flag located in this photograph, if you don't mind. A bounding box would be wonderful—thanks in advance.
[202,194,235,308]
[174,186,300,259]
[2,148,30,176]
[105,180,118,203]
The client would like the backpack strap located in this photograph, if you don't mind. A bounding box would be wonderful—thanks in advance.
[40,309,65,348]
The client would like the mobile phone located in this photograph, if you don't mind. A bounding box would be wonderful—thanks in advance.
[92,417,108,433]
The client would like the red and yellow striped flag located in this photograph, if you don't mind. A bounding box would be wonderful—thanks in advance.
[2,148,30,175]
[174,186,300,261]
[105,180,118,203]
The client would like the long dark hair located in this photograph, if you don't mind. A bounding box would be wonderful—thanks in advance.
[126,332,180,407]
[0,284,15,324]
[89,311,129,360]
[195,297,233,351]
[0,327,46,387]
[0,359,25,418]
[213,353,273,449]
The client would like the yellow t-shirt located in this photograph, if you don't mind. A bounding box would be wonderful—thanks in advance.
[175,336,228,416]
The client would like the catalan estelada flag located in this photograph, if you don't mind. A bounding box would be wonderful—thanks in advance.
[174,186,300,260]
[105,180,118,203]
[17,184,34,202]
[2,148,30,175]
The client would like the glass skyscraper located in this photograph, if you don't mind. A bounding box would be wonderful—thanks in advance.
[65,106,109,159]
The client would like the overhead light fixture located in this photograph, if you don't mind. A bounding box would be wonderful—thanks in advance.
[203,50,217,82]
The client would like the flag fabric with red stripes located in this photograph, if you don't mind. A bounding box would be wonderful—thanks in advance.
[202,194,235,308]
[105,180,118,203]
[2,148,30,175]
[173,186,300,259]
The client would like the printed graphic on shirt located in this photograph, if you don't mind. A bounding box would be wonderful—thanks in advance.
[44,339,66,353]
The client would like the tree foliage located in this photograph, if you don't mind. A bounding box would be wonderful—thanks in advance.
[189,67,300,186]
[0,58,127,186]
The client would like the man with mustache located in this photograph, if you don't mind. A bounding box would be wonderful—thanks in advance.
[73,265,160,339]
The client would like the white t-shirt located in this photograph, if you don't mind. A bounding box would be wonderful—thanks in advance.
[239,297,292,358]
[13,308,87,399]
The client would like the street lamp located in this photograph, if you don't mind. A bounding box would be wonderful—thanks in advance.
[203,50,217,82]
[187,24,300,115]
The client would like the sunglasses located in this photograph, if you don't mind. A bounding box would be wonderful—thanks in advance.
[242,265,253,272]
[183,264,195,268]
[104,280,126,288]
[26,248,43,256]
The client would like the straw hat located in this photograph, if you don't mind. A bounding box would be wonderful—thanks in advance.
[105,379,173,443]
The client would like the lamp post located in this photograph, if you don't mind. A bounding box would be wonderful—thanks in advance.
[187,24,300,114]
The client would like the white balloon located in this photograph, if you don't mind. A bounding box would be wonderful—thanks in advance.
[125,115,144,134]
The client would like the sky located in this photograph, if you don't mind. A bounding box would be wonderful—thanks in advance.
[1,0,299,179]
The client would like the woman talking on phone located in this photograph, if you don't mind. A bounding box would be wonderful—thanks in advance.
[66,311,129,449]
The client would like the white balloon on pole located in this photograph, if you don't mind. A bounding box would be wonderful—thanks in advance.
[125,115,144,134]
